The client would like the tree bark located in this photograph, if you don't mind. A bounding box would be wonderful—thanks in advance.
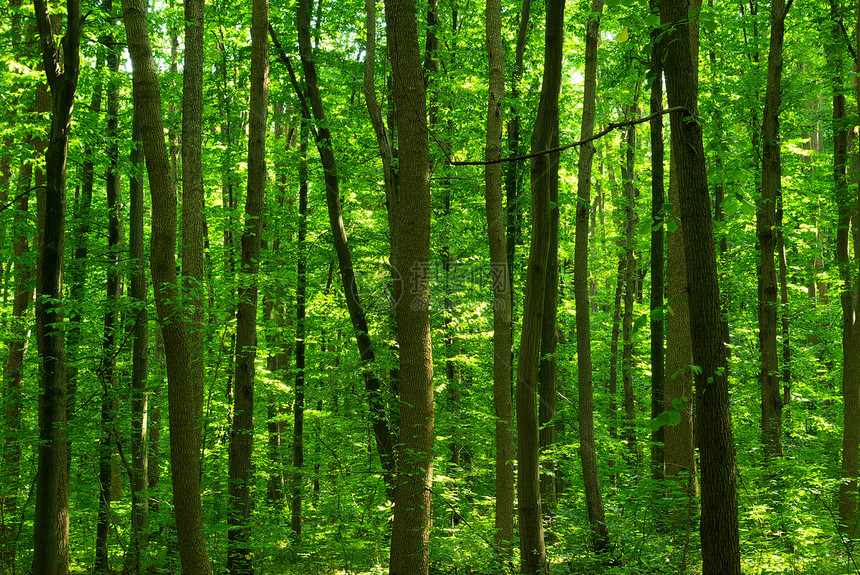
[226,0,268,568]
[575,0,610,554]
[128,93,149,575]
[661,1,740,572]
[280,0,398,499]
[649,3,665,480]
[620,115,637,462]
[758,0,791,460]
[384,0,434,570]
[31,0,82,572]
[120,0,213,571]
[836,0,860,532]
[483,0,513,558]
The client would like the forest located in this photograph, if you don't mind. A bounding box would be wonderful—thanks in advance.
[1,0,860,572]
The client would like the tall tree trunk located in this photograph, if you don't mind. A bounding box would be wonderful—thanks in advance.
[226,0,268,568]
[384,0,434,570]
[128,94,149,575]
[96,9,123,568]
[517,0,566,569]
[276,0,398,499]
[758,0,791,460]
[538,125,560,518]
[120,0,213,571]
[290,114,308,543]
[575,0,610,553]
[505,0,531,321]
[837,0,860,532]
[649,3,665,481]
[661,1,740,572]
[1,139,34,573]
[483,0,513,558]
[31,1,82,572]
[620,115,637,462]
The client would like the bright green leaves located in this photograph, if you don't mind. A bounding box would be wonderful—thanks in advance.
[649,395,690,431]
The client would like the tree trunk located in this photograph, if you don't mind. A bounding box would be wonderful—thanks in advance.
[96,9,123,568]
[758,0,791,460]
[128,94,149,575]
[31,1,82,572]
[1,135,34,573]
[483,0,514,559]
[575,0,610,554]
[836,0,860,532]
[120,0,213,571]
[290,114,308,543]
[384,0,434,570]
[278,0,398,500]
[226,0,268,568]
[620,116,637,462]
[661,1,740,572]
[649,4,665,480]
[538,126,560,518]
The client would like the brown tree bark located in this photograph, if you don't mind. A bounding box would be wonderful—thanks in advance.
[128,94,149,575]
[226,0,268,567]
[516,0,566,565]
[96,8,123,567]
[575,0,610,554]
[384,0,434,570]
[461,0,500,531]
[483,0,514,557]
[661,0,740,572]
[836,0,860,532]
[31,0,82,572]
[275,0,398,499]
[648,2,665,480]
[290,113,309,543]
[120,0,213,571]
[758,0,792,460]
[620,115,637,461]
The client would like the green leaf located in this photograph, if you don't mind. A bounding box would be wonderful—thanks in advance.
[671,396,688,411]
[633,313,649,333]
[649,408,681,431]
[644,13,660,28]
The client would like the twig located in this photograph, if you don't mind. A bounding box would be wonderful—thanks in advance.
[450,106,689,166]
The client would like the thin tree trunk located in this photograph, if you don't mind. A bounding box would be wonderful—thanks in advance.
[837,0,860,532]
[1,139,34,573]
[575,0,610,554]
[483,0,514,559]
[661,1,740,572]
[384,0,434,569]
[516,0,567,569]
[758,0,791,460]
[620,116,637,462]
[649,3,665,480]
[120,0,213,571]
[96,9,123,568]
[226,0,268,568]
[128,94,149,575]
[290,114,308,543]
[275,1,398,499]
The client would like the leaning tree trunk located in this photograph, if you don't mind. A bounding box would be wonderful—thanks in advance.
[384,0,434,570]
[31,0,82,572]
[483,0,514,559]
[120,0,213,571]
[661,1,740,573]
[226,0,268,568]
[575,0,610,553]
